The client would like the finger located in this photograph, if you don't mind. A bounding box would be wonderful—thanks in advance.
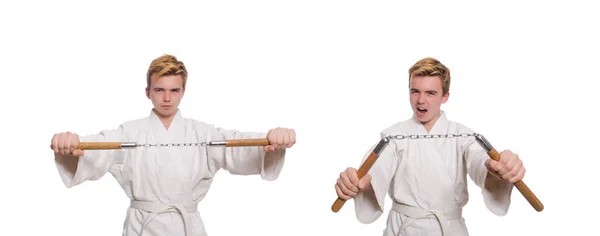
[346,170,360,186]
[335,184,351,200]
[500,150,513,160]
[488,170,501,179]
[266,130,275,144]
[504,159,522,180]
[485,160,501,178]
[492,159,506,175]
[283,129,292,148]
[487,159,502,172]
[289,129,296,147]
[512,159,522,174]
[359,174,372,190]
[65,132,74,156]
[338,178,357,197]
[69,134,78,154]
[267,129,280,150]
[501,170,513,181]
[501,162,519,180]
[504,153,518,172]
[341,172,358,192]
[263,146,275,152]
[498,150,513,174]
[60,133,70,156]
[66,132,75,154]
[485,159,493,170]
[73,149,84,157]
[347,168,359,187]
[340,173,359,193]
[51,134,59,152]
[503,155,521,180]
[282,129,290,148]
[276,128,284,146]
[509,167,526,183]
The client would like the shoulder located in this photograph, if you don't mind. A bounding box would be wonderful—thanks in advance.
[444,119,480,149]
[119,116,150,131]
[446,119,477,134]
[182,117,220,135]
[379,119,412,137]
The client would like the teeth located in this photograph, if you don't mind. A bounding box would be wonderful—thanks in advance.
[417,107,426,111]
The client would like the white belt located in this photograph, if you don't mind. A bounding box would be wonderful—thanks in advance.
[391,202,462,236]
[130,200,197,236]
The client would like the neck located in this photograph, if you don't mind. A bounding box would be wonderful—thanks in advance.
[421,111,441,133]
[154,109,176,130]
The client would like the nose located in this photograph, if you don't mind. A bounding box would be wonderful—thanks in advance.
[417,93,425,104]
[163,91,171,102]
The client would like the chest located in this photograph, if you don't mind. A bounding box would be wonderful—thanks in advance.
[121,123,209,180]
[399,139,464,181]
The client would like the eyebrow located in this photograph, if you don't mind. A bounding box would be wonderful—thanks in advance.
[153,87,181,91]
[410,88,438,94]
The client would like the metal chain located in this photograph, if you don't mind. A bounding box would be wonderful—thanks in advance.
[136,142,205,147]
[386,132,478,140]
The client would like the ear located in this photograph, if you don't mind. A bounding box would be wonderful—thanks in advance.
[146,87,150,99]
[442,91,449,104]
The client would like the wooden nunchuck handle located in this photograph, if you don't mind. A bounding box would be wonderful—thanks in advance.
[331,138,390,213]
[225,138,271,147]
[77,142,123,150]
[331,151,381,212]
[487,148,544,212]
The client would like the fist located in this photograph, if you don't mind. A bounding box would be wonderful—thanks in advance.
[485,150,525,183]
[334,167,372,200]
[264,127,296,152]
[50,132,83,157]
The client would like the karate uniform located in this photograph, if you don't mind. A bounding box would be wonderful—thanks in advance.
[54,109,286,236]
[353,111,513,236]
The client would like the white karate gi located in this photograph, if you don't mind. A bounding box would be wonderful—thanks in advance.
[54,109,286,236]
[353,111,513,236]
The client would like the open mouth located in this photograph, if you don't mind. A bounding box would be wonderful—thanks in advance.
[416,107,428,117]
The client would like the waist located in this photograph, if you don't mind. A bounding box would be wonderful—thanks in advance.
[391,202,462,220]
[129,200,198,236]
[130,200,198,214]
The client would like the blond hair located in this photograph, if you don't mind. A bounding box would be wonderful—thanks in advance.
[408,57,451,95]
[146,54,188,89]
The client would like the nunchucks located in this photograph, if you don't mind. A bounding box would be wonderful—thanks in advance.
[76,138,271,150]
[331,137,391,213]
[330,134,544,213]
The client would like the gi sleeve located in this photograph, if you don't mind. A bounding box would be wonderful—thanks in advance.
[206,126,285,181]
[354,132,402,224]
[463,136,514,216]
[54,126,127,188]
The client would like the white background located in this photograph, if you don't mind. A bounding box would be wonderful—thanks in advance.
[1,0,598,235]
